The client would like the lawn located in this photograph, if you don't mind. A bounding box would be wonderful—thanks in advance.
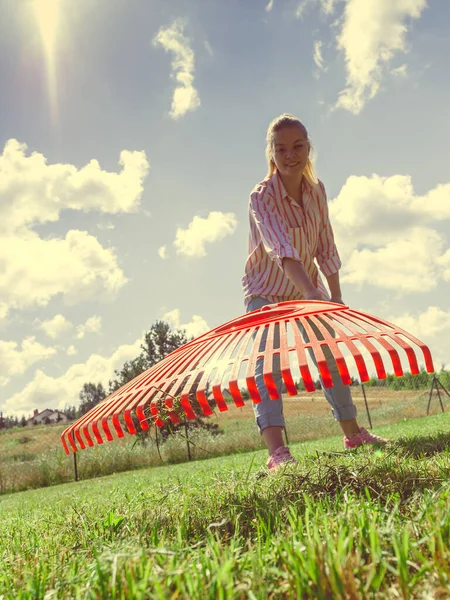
[0,386,444,495]
[1,412,450,599]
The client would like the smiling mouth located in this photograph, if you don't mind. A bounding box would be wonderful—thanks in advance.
[286,162,300,167]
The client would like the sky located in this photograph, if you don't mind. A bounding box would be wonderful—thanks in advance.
[0,0,449,419]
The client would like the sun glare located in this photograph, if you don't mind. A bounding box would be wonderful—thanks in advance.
[32,0,61,123]
[33,0,60,58]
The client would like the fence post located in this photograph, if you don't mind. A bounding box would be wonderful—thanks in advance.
[73,451,79,482]
[427,375,450,415]
[184,421,192,461]
[361,384,373,429]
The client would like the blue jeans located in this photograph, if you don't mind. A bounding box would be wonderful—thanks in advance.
[247,297,357,433]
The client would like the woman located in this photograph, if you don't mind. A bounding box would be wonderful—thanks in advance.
[242,114,388,470]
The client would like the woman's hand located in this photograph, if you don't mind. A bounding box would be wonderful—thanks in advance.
[305,289,326,301]
[330,296,345,305]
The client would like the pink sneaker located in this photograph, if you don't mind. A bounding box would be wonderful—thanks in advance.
[267,446,298,470]
[344,427,389,450]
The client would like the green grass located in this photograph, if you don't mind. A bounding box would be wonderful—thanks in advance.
[0,387,445,496]
[1,413,450,598]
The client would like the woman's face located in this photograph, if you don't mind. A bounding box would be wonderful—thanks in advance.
[272,125,310,177]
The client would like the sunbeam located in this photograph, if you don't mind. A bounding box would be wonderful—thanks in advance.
[32,0,61,124]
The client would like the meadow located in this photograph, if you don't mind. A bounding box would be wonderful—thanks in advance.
[1,403,450,598]
[0,387,444,495]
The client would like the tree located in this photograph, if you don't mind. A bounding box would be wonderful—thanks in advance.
[108,354,149,395]
[108,321,190,393]
[63,405,77,421]
[106,320,222,446]
[78,383,107,417]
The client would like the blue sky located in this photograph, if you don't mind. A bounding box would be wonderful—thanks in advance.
[1,0,449,418]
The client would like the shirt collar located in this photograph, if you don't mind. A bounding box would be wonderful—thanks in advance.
[272,171,311,208]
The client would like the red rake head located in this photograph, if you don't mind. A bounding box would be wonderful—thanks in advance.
[61,300,434,454]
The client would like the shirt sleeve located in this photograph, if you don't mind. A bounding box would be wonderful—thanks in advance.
[250,189,302,270]
[315,181,342,277]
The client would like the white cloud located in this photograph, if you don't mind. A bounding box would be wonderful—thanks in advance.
[67,345,77,356]
[38,314,73,340]
[296,0,316,18]
[329,174,450,293]
[1,338,143,418]
[342,228,444,293]
[76,316,102,340]
[1,230,127,314]
[158,245,168,259]
[391,63,408,77]
[296,0,336,18]
[0,337,56,387]
[153,20,200,120]
[330,174,450,247]
[313,40,327,74]
[0,140,149,316]
[0,140,149,234]
[437,249,450,281]
[162,308,209,338]
[335,0,427,114]
[320,0,337,14]
[174,211,237,257]
[386,306,450,371]
[97,223,116,231]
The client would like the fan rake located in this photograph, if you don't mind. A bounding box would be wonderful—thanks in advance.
[61,300,434,454]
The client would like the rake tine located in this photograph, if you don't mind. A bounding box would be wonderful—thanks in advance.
[263,321,283,400]
[297,315,334,388]
[307,314,353,386]
[61,300,434,454]
[339,311,404,376]
[245,323,272,403]
[326,312,385,381]
[289,317,315,392]
[228,328,258,406]
[278,319,297,396]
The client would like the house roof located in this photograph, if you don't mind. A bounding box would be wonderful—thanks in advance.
[28,408,66,420]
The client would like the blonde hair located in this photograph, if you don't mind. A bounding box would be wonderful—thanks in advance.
[265,113,318,185]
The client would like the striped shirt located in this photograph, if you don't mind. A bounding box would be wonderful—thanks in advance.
[242,171,341,308]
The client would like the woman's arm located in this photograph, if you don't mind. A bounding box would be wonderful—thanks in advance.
[283,259,344,303]
[282,257,323,300]
[250,192,300,270]
[326,271,344,304]
[315,182,342,279]
[314,182,344,303]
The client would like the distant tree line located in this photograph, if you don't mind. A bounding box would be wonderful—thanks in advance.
[0,414,28,429]
[363,367,449,390]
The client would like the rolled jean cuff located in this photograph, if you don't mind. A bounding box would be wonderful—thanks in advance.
[255,412,286,434]
[331,403,357,422]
